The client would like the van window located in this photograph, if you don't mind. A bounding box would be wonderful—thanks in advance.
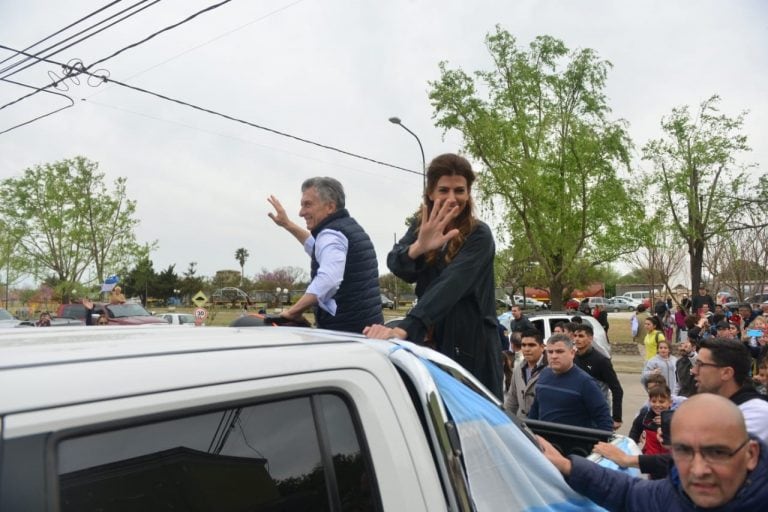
[57,394,378,512]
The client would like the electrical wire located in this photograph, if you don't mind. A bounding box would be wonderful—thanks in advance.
[0,0,124,67]
[0,0,161,80]
[0,0,232,111]
[0,78,74,136]
[85,98,403,180]
[89,0,232,70]
[0,46,422,176]
[87,0,307,98]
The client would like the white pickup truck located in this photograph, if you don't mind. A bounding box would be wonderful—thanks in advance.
[0,326,634,511]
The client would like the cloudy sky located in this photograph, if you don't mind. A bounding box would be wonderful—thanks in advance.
[1,0,766,283]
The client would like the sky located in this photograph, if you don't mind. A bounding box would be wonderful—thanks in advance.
[1,0,766,285]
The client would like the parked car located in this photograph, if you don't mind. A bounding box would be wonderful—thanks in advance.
[499,310,611,358]
[0,308,20,328]
[512,295,548,310]
[57,302,168,326]
[746,293,768,304]
[154,312,197,325]
[17,317,84,327]
[606,297,637,312]
[0,325,637,510]
[381,293,395,309]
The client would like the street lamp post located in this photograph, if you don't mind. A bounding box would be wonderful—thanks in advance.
[275,287,283,309]
[388,117,426,194]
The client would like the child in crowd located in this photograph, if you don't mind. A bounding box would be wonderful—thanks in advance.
[755,357,768,395]
[628,385,673,461]
[641,341,678,393]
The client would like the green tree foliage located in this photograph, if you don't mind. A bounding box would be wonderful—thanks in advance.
[234,247,250,286]
[429,27,641,308]
[0,157,145,301]
[123,255,156,306]
[180,261,205,302]
[642,95,767,292]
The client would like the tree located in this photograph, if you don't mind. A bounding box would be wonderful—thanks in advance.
[123,255,156,306]
[234,248,250,287]
[179,261,205,302]
[253,266,308,292]
[642,95,767,292]
[626,222,687,306]
[429,27,641,309]
[0,157,145,301]
[705,224,768,300]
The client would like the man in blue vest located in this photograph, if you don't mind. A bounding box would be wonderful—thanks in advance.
[268,177,383,333]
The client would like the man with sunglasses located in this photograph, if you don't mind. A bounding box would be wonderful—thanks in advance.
[539,393,767,510]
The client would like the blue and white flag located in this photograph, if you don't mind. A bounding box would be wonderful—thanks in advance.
[423,359,607,512]
[100,275,120,292]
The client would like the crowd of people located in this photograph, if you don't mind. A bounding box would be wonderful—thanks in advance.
[264,153,768,509]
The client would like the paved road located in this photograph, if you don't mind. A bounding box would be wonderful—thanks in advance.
[616,372,646,437]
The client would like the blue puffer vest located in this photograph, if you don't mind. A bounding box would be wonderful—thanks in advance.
[310,209,383,332]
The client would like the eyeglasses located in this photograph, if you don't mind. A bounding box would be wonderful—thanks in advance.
[693,360,722,369]
[671,438,750,464]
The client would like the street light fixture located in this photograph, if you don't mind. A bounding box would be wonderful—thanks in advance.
[388,116,426,194]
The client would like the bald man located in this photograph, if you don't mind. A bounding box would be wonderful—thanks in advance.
[539,394,768,510]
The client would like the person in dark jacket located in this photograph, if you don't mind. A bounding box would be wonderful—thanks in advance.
[573,324,623,429]
[363,153,503,398]
[691,286,716,315]
[541,393,767,511]
[676,337,697,397]
[529,334,613,431]
[268,177,383,333]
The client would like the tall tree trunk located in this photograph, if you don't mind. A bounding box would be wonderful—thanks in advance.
[690,239,705,293]
[549,279,564,310]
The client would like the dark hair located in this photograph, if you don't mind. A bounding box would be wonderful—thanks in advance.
[636,304,647,313]
[570,316,583,324]
[562,322,578,333]
[648,385,672,400]
[699,337,752,386]
[573,324,594,336]
[301,177,345,209]
[684,314,699,330]
[422,153,477,264]
[645,315,663,331]
[520,329,544,344]
[645,373,668,388]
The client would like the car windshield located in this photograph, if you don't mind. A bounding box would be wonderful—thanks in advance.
[179,314,195,324]
[0,309,13,320]
[106,304,152,318]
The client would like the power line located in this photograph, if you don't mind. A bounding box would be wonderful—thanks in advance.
[0,47,421,176]
[0,0,232,111]
[0,0,124,67]
[0,78,74,136]
[0,0,160,81]
[89,0,232,70]
[87,0,308,98]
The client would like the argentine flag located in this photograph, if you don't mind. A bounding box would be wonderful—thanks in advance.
[423,358,607,511]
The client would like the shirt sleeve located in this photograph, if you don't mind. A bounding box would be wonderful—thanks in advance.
[305,229,348,315]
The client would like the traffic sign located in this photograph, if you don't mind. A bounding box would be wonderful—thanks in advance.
[194,307,208,326]
[192,291,208,308]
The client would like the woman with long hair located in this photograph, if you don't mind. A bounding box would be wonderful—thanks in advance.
[642,315,666,361]
[364,153,502,398]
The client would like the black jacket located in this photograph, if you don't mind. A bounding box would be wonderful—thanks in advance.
[574,346,623,422]
[389,221,503,399]
[675,353,697,397]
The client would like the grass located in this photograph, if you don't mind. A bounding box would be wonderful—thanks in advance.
[162,305,636,341]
